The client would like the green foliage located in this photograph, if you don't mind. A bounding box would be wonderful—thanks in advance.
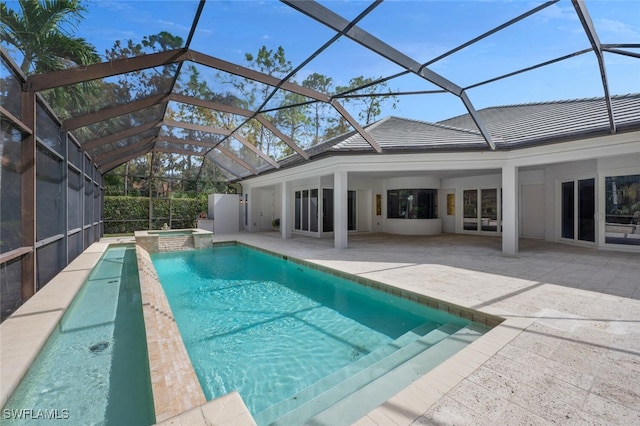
[0,0,101,117]
[171,198,208,223]
[103,196,149,234]
[103,196,208,234]
[152,198,170,218]
[302,73,334,145]
[335,76,398,125]
[463,203,477,217]
[0,0,100,74]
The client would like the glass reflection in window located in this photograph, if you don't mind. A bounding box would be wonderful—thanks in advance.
[605,174,640,246]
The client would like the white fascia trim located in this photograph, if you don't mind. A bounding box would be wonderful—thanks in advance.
[242,131,640,188]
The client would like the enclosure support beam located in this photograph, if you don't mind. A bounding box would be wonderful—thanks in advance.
[21,90,37,300]
[572,0,616,133]
[502,163,519,255]
[94,136,156,164]
[330,100,382,153]
[213,146,257,175]
[283,0,495,150]
[97,141,155,172]
[63,93,170,131]
[333,169,348,249]
[81,120,162,151]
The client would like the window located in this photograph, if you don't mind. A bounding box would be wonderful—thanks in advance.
[463,189,478,230]
[387,189,437,219]
[294,189,318,232]
[481,189,498,231]
[463,188,501,232]
[605,174,640,246]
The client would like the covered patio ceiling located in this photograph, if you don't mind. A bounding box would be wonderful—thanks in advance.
[8,0,640,181]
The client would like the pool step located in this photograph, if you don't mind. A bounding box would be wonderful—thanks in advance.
[253,321,439,424]
[308,324,490,426]
[254,322,459,426]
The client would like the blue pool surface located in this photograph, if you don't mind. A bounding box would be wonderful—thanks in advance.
[2,246,155,425]
[152,244,489,425]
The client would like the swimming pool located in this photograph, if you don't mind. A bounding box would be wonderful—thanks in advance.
[2,246,155,425]
[152,244,491,425]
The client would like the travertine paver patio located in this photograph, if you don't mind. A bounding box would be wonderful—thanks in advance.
[214,232,640,425]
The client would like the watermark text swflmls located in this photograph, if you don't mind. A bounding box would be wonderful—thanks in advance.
[3,408,70,420]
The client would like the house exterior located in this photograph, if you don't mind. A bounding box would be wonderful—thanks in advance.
[239,95,640,254]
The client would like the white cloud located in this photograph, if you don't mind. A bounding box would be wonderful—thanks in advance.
[96,1,133,13]
[157,19,191,33]
[534,4,577,22]
[595,18,640,40]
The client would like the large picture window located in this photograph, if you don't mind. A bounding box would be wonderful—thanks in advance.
[387,189,437,219]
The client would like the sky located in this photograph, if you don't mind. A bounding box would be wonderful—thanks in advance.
[4,0,640,123]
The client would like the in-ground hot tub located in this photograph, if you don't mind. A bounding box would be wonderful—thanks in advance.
[134,228,213,253]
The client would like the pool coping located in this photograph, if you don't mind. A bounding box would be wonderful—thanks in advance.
[135,245,208,421]
[0,237,525,426]
[0,242,111,409]
[234,241,505,328]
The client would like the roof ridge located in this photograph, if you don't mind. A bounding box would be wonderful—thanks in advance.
[476,93,640,110]
[385,115,482,135]
[439,93,640,123]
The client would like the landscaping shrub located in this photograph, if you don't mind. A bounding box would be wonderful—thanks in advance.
[104,197,208,234]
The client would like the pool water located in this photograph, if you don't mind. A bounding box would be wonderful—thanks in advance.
[152,245,487,424]
[2,246,155,425]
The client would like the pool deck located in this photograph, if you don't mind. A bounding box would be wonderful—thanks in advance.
[1,232,638,425]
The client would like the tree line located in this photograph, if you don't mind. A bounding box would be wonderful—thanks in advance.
[1,0,398,198]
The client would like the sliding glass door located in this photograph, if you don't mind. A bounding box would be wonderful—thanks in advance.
[561,178,595,243]
[463,188,500,232]
[321,189,356,232]
[294,189,318,232]
[561,181,575,239]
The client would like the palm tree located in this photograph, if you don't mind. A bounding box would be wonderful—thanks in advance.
[1,0,99,73]
[0,0,101,115]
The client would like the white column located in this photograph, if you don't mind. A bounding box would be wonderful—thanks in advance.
[281,181,292,239]
[334,170,348,248]
[502,163,519,255]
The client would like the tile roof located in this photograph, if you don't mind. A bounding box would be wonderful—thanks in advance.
[319,94,640,154]
[244,94,640,178]
[438,94,640,147]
